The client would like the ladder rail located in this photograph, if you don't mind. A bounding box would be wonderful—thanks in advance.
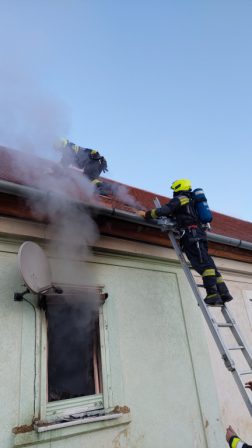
[168,229,252,415]
[168,229,235,371]
[153,197,252,416]
[221,306,252,370]
[231,371,252,414]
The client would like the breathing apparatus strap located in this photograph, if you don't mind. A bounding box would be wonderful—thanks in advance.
[187,226,206,264]
[194,195,207,204]
[188,198,200,221]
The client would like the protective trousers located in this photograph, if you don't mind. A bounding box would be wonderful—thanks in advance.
[84,159,103,182]
[181,228,223,290]
[84,159,108,196]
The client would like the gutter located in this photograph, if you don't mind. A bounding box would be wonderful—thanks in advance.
[0,179,251,252]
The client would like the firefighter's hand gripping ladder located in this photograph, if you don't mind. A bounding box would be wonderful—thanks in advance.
[153,197,252,417]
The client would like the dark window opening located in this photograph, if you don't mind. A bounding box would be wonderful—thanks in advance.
[46,292,103,403]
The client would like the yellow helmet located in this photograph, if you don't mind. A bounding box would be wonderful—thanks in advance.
[171,179,191,192]
[53,138,68,151]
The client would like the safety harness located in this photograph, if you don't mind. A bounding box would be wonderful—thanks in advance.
[177,194,206,263]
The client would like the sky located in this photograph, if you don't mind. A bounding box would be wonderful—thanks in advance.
[0,0,251,221]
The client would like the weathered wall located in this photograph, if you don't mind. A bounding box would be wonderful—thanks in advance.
[3,214,251,447]
[0,228,226,448]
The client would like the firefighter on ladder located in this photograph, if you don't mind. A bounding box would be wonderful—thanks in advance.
[51,138,109,196]
[136,179,233,306]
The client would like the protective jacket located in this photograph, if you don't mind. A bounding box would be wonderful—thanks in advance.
[59,142,108,173]
[145,190,224,291]
[144,188,232,304]
[229,435,251,447]
[145,191,201,230]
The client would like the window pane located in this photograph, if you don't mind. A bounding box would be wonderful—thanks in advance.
[46,298,101,402]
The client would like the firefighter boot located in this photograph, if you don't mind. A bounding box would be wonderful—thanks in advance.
[204,285,223,306]
[93,180,108,197]
[97,182,108,197]
[217,278,233,303]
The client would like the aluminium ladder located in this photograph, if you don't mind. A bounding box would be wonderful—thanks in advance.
[153,197,252,416]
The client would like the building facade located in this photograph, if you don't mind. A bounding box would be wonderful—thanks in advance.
[0,145,252,447]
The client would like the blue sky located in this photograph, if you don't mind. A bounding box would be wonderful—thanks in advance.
[0,1,251,221]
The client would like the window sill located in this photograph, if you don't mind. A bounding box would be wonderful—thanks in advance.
[35,412,123,433]
[13,413,131,447]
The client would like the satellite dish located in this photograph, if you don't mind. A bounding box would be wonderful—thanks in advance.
[18,242,52,294]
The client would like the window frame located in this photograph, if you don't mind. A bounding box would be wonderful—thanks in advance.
[38,286,112,421]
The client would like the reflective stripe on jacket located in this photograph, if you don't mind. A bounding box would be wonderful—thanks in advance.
[229,435,250,448]
[145,191,200,229]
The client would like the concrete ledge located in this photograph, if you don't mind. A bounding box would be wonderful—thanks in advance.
[14,413,131,446]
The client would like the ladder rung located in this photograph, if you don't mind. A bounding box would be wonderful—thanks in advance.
[228,346,244,350]
[164,220,252,417]
[217,323,233,327]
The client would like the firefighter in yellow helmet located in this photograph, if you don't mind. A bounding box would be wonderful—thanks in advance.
[137,179,233,307]
[52,138,108,196]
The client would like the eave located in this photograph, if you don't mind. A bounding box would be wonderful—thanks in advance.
[0,181,251,264]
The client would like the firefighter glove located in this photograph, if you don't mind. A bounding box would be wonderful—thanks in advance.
[101,157,108,172]
[46,164,65,176]
[46,168,55,174]
[136,210,146,218]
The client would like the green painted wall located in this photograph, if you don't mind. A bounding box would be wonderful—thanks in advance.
[0,238,226,447]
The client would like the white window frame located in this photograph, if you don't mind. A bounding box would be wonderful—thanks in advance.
[37,286,112,421]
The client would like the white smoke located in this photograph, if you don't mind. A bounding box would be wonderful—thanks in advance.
[0,14,104,420]
[113,184,142,209]
[0,22,100,297]
[0,68,70,158]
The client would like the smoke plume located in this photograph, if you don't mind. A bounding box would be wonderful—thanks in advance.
[0,16,104,417]
[0,23,102,361]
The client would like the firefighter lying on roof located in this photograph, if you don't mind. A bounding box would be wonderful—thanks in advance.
[136,179,233,307]
[51,138,108,196]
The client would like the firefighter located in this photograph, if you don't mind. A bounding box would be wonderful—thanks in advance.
[52,138,108,196]
[136,179,233,306]
[226,425,251,447]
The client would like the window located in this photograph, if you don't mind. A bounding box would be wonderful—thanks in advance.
[38,284,111,421]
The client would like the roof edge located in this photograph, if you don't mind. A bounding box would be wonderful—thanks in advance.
[0,179,251,252]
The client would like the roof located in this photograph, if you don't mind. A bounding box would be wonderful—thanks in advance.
[0,144,252,244]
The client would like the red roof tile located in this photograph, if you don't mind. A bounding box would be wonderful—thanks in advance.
[0,145,252,243]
